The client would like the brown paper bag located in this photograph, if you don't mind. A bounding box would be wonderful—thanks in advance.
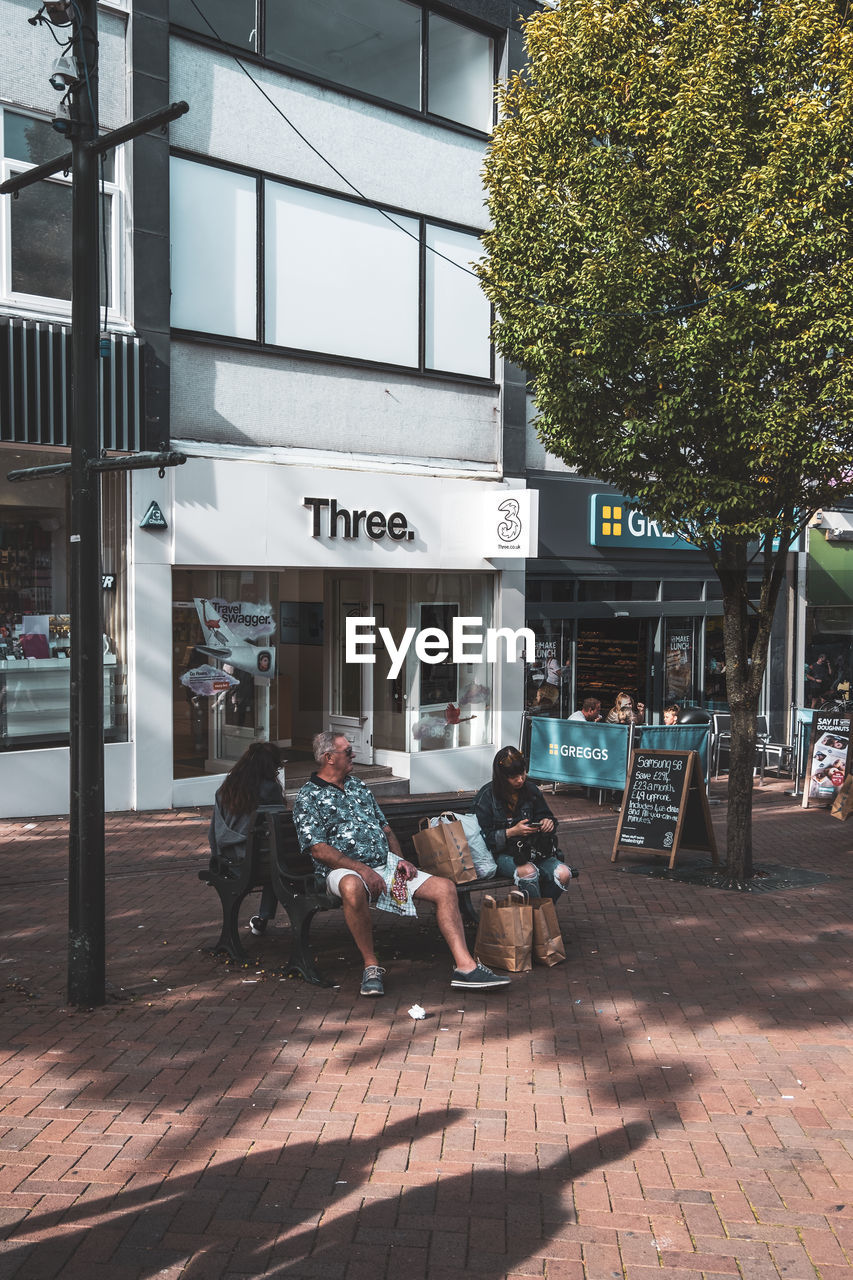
[412,814,477,884]
[473,893,533,972]
[830,775,853,821]
[530,897,566,967]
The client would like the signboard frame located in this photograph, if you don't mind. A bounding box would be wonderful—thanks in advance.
[801,712,853,809]
[611,749,718,869]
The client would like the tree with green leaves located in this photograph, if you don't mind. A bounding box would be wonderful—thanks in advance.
[478,0,853,883]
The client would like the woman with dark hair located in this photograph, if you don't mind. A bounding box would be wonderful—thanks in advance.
[208,740,285,936]
[474,746,577,901]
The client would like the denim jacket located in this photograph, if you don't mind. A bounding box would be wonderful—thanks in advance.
[473,781,558,862]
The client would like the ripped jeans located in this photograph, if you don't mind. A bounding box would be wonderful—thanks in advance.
[495,852,568,903]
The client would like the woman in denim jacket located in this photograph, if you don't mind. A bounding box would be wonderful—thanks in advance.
[474,746,577,901]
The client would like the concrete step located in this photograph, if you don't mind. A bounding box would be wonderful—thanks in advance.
[282,760,409,803]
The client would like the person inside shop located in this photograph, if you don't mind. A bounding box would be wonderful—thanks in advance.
[474,746,579,902]
[293,731,510,997]
[532,653,569,712]
[207,740,286,936]
[605,691,645,724]
[568,697,602,722]
[663,702,681,725]
[807,652,833,707]
[706,652,726,700]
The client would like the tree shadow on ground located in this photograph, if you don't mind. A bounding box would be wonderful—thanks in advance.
[0,1110,651,1278]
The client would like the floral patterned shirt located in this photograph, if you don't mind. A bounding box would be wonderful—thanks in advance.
[293,773,390,885]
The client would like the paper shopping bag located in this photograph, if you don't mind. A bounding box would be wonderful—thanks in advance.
[530,897,566,967]
[473,893,533,972]
[412,814,477,883]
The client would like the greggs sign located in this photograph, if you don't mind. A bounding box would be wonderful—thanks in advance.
[589,494,697,551]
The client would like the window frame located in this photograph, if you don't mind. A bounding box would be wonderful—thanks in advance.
[169,0,501,140]
[169,149,495,385]
[0,106,127,325]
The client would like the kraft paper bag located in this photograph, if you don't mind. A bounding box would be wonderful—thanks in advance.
[830,775,853,821]
[530,897,566,967]
[412,814,477,884]
[473,893,533,972]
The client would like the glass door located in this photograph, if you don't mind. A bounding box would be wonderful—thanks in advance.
[328,573,373,763]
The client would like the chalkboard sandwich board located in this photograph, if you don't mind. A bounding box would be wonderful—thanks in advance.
[612,749,718,870]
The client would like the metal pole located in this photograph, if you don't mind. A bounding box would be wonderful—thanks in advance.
[67,0,105,1007]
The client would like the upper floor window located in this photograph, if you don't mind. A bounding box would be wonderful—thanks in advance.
[169,0,496,133]
[170,155,492,380]
[0,108,124,320]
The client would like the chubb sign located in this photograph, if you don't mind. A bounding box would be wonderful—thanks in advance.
[346,617,535,679]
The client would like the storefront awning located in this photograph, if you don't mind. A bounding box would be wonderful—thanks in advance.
[813,511,853,541]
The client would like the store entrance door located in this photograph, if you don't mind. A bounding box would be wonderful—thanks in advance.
[327,574,374,764]
[575,617,653,716]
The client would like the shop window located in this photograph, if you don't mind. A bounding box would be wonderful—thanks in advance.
[0,451,127,750]
[265,183,419,367]
[170,0,256,48]
[171,1,495,134]
[2,109,121,317]
[170,157,257,339]
[524,623,573,719]
[424,224,491,378]
[575,618,651,715]
[661,579,703,601]
[664,619,695,706]
[266,0,422,111]
[171,158,492,379]
[578,579,659,601]
[372,571,495,753]
[427,13,494,132]
[173,570,282,779]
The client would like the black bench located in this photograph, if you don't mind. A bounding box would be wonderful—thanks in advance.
[199,798,513,985]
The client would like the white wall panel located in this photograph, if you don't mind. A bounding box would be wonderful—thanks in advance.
[169,39,487,229]
[170,341,500,466]
[0,1,129,128]
[0,742,134,818]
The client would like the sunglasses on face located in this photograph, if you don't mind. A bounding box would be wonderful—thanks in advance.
[331,746,355,758]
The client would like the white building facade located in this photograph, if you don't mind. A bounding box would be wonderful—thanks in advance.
[0,0,539,815]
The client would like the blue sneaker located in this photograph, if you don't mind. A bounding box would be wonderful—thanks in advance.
[360,965,386,997]
[451,963,510,989]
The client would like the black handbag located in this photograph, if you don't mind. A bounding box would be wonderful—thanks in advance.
[511,830,560,867]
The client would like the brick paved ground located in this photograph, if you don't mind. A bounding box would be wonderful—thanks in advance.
[0,780,852,1279]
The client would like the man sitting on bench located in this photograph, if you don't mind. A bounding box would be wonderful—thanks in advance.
[293,731,511,998]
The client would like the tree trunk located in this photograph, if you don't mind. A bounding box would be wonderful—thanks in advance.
[724,690,759,882]
[715,534,788,886]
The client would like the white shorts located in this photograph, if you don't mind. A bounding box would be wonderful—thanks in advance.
[326,864,431,902]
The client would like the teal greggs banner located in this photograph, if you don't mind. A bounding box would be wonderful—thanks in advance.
[590,493,696,551]
[529,718,711,788]
[529,718,633,789]
[636,723,710,782]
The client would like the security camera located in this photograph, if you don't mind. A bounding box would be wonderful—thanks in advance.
[44,1,72,23]
[51,95,73,136]
[49,53,77,91]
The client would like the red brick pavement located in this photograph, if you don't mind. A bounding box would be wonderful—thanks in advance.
[0,781,851,1278]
